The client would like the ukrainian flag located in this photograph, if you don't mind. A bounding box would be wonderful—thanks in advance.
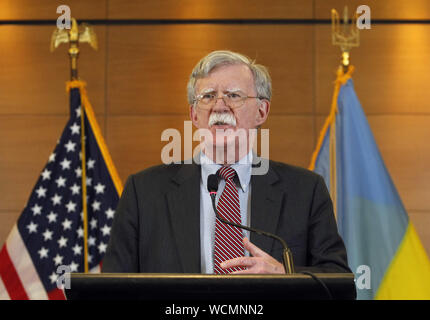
[310,66,430,300]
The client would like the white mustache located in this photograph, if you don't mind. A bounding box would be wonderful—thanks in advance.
[208,112,237,127]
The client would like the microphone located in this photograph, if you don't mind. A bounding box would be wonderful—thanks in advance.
[207,174,295,274]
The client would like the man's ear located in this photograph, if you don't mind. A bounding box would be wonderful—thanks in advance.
[255,99,270,127]
[189,105,199,127]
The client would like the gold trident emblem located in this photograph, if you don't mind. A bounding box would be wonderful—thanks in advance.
[50,18,98,80]
[331,6,360,71]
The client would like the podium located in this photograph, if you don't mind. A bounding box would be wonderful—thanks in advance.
[65,273,356,300]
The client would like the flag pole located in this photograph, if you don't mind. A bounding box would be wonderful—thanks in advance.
[329,7,360,219]
[80,95,89,273]
[50,18,98,273]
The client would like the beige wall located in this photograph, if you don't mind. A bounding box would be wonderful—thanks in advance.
[0,0,429,256]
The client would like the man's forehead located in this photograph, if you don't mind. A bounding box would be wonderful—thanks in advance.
[195,64,255,92]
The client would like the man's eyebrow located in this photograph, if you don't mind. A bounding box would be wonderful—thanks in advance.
[197,88,245,95]
[224,88,243,93]
[199,88,216,94]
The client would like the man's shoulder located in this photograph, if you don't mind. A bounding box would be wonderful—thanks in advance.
[126,162,199,189]
[128,163,186,183]
[132,163,184,179]
[267,159,322,185]
[126,160,322,189]
[129,160,319,179]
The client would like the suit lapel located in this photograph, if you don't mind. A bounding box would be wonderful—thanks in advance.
[164,160,286,272]
[250,162,286,254]
[166,163,201,273]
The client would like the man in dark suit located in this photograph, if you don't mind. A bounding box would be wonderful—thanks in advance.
[102,50,350,274]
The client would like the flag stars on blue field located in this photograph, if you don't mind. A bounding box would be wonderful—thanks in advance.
[64,140,76,153]
[53,254,63,266]
[101,224,111,236]
[61,219,72,231]
[70,184,80,195]
[8,88,120,297]
[35,186,47,198]
[57,236,68,248]
[49,272,58,284]
[65,201,77,213]
[27,221,38,234]
[41,169,51,181]
[70,123,80,135]
[76,227,83,238]
[94,183,105,194]
[88,236,96,247]
[51,194,62,206]
[75,167,82,178]
[31,204,42,216]
[42,229,53,241]
[92,200,101,212]
[48,153,56,163]
[70,261,79,272]
[47,211,57,223]
[38,247,49,259]
[72,244,82,256]
[60,158,71,170]
[23,167,113,282]
[55,176,67,188]
[90,218,97,229]
[105,208,115,219]
[87,158,95,169]
[98,242,107,254]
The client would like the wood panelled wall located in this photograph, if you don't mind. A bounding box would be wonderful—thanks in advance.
[1,0,429,256]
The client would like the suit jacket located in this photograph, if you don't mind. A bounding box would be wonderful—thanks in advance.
[102,160,351,274]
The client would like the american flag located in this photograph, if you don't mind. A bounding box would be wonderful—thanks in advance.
[0,82,122,300]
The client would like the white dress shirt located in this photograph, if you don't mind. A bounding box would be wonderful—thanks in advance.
[199,151,253,274]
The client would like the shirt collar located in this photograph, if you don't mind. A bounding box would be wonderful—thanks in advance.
[200,151,253,193]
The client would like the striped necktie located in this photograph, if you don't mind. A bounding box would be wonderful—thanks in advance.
[213,166,246,274]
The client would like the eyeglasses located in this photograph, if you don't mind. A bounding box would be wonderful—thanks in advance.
[193,91,263,110]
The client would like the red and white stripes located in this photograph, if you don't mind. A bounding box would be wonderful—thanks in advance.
[213,167,245,274]
[0,224,51,300]
[0,224,101,300]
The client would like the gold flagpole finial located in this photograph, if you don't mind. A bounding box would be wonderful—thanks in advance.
[50,17,98,80]
[331,6,360,73]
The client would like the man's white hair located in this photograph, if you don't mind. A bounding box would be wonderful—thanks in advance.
[187,50,272,105]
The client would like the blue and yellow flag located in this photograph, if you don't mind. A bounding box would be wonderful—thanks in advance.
[310,66,430,300]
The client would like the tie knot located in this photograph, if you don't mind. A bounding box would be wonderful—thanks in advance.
[218,166,236,181]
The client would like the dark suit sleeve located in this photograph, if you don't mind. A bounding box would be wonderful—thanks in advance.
[102,175,140,272]
[296,175,351,274]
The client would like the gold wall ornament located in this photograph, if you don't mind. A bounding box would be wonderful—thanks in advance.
[50,18,98,80]
[331,6,360,72]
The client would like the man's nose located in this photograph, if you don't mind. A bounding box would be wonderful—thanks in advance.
[212,95,230,112]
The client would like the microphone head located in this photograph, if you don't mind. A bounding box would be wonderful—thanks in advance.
[207,174,219,193]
